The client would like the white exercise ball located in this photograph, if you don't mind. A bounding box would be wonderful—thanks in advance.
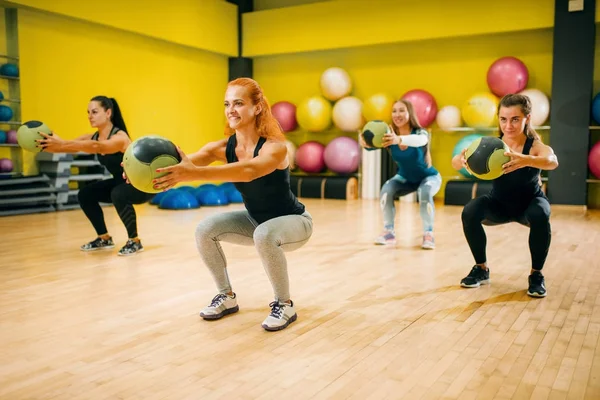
[320,67,352,101]
[436,105,462,131]
[332,96,364,132]
[519,88,550,127]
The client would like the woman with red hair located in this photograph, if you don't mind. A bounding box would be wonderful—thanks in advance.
[152,78,312,331]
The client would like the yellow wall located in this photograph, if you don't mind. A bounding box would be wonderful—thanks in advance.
[254,0,331,11]
[5,0,238,56]
[17,8,229,179]
[243,0,554,57]
[253,28,554,199]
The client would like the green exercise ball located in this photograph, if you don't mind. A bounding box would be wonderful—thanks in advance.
[465,136,510,180]
[361,120,390,148]
[17,120,52,153]
[122,135,182,193]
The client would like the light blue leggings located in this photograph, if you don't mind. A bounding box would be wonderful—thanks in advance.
[380,173,442,233]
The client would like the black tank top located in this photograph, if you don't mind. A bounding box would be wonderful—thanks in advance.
[91,126,126,180]
[490,136,544,205]
[225,134,306,224]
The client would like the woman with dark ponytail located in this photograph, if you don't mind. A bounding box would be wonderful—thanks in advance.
[38,95,153,256]
[451,93,559,298]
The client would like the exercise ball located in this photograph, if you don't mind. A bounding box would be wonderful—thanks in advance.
[6,129,17,144]
[150,190,171,205]
[452,134,485,179]
[401,89,438,127]
[487,56,529,97]
[332,96,364,132]
[0,130,5,144]
[227,188,243,203]
[0,105,13,121]
[589,142,600,179]
[462,93,499,128]
[272,101,298,132]
[195,187,229,206]
[159,189,200,210]
[219,182,236,192]
[296,96,332,132]
[436,106,462,131]
[465,136,510,180]
[0,63,18,77]
[361,120,390,148]
[0,158,13,172]
[122,135,182,194]
[320,67,352,101]
[324,136,361,174]
[285,140,297,169]
[592,93,600,125]
[519,88,550,126]
[362,93,394,123]
[16,121,52,152]
[295,141,326,173]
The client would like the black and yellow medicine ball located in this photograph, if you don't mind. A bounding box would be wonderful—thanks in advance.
[465,136,510,180]
[122,135,182,193]
[17,120,52,153]
[361,120,390,148]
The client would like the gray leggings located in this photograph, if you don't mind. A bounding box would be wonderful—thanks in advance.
[195,210,313,302]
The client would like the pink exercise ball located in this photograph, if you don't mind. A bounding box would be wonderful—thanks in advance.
[296,141,326,173]
[324,136,360,174]
[0,157,13,172]
[6,129,17,144]
[401,89,438,127]
[487,56,529,97]
[272,101,298,132]
[589,142,600,179]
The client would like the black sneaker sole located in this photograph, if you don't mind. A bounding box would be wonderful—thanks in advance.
[262,313,298,332]
[460,279,490,288]
[200,305,239,320]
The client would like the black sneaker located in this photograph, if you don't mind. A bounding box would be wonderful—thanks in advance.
[117,239,144,256]
[460,265,490,288]
[527,270,547,297]
[80,237,115,252]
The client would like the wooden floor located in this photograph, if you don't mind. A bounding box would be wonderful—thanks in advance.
[1,198,600,400]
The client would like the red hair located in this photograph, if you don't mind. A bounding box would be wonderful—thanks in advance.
[224,78,284,140]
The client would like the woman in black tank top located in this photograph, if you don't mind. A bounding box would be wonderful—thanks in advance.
[38,96,153,256]
[451,94,559,298]
[151,78,313,332]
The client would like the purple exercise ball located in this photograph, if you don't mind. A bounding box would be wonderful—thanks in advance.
[324,136,361,174]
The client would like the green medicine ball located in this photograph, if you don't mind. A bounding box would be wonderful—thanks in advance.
[465,136,511,180]
[17,120,52,153]
[361,120,390,148]
[123,135,182,193]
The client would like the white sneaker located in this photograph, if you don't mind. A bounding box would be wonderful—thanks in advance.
[199,293,239,320]
[261,300,297,331]
[422,231,435,250]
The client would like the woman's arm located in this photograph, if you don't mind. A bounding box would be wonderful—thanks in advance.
[39,131,129,154]
[153,140,287,190]
[502,141,559,174]
[187,139,228,166]
[529,142,559,170]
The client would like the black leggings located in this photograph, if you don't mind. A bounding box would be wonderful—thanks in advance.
[78,178,154,239]
[461,195,551,270]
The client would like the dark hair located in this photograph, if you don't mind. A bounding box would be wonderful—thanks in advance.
[91,95,129,135]
[497,93,541,142]
[390,99,432,167]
